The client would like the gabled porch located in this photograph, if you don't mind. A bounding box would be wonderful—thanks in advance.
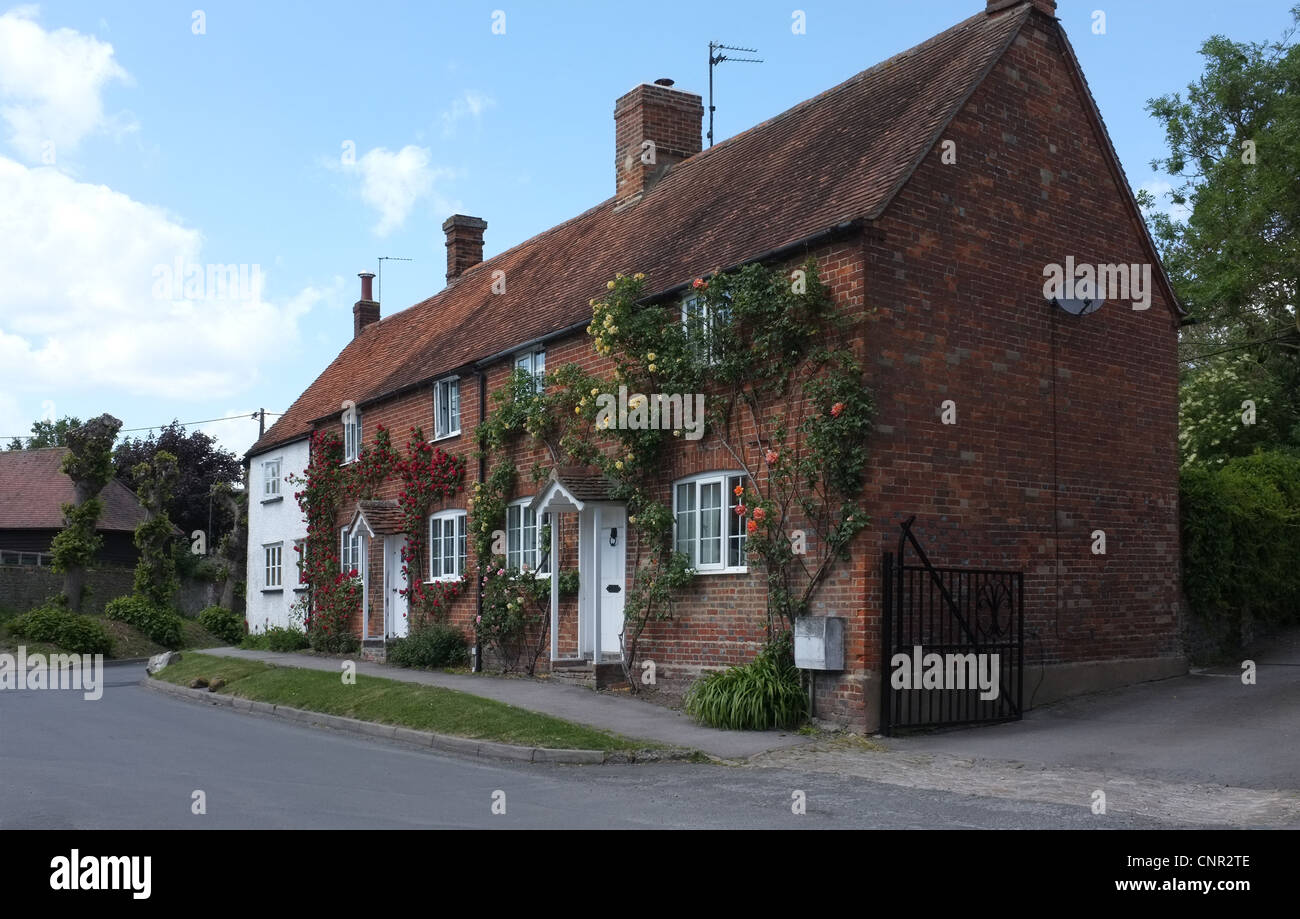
[530,467,628,685]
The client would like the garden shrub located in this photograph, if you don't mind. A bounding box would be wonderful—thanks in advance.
[684,640,807,730]
[387,622,469,669]
[264,625,309,652]
[1181,450,1300,657]
[104,594,184,649]
[197,606,245,645]
[9,606,114,655]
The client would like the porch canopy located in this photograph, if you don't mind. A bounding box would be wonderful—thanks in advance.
[530,467,619,661]
[347,499,405,538]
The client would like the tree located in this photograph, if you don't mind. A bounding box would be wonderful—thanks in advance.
[7,416,84,451]
[1142,6,1300,465]
[132,450,180,609]
[113,420,243,544]
[210,482,247,611]
[49,415,122,611]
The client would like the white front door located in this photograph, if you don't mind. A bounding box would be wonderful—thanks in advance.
[384,535,409,638]
[596,506,626,656]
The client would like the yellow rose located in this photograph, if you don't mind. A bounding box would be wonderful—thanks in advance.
[607,280,615,290]
[646,352,656,361]
[647,363,657,372]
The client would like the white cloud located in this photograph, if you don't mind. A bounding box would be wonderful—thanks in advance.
[440,90,495,137]
[349,144,451,237]
[0,156,318,402]
[0,7,132,162]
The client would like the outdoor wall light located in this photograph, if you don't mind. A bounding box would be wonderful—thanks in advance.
[609,527,618,546]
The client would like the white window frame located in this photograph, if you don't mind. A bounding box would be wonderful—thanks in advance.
[434,376,461,440]
[293,537,308,589]
[682,292,730,365]
[673,472,748,573]
[340,526,363,578]
[427,510,468,582]
[514,348,546,394]
[342,406,362,464]
[506,498,551,576]
[262,458,282,500]
[263,542,283,590]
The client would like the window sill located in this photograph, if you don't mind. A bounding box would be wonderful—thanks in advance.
[261,587,284,594]
[424,576,462,585]
[261,495,284,505]
[689,567,749,576]
[432,430,461,443]
[293,585,308,593]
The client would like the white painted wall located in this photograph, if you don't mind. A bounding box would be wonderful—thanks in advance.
[245,437,309,633]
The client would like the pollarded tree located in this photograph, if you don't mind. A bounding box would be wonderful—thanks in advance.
[50,414,123,611]
[132,450,181,609]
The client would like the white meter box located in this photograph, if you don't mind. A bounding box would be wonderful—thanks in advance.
[794,616,844,671]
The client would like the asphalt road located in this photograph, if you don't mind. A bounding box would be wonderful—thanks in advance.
[0,663,1177,829]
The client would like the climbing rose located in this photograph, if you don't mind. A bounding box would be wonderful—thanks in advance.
[735,504,746,516]
[765,450,778,465]
[831,402,845,417]
[752,507,766,523]
[747,519,758,534]
[692,278,707,290]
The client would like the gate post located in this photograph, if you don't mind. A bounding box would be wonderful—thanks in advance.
[880,551,893,737]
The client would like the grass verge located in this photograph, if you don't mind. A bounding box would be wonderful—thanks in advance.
[153,653,657,753]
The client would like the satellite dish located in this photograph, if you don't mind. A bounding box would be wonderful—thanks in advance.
[1051,297,1105,316]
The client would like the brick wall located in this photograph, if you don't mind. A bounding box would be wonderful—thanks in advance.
[305,9,1180,731]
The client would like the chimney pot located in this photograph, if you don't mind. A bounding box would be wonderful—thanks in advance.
[614,81,703,206]
[353,271,379,338]
[443,214,488,283]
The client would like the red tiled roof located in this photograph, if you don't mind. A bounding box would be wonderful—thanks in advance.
[352,499,405,536]
[0,447,152,532]
[249,3,1032,457]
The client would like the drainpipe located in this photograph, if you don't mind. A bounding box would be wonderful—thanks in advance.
[472,369,487,673]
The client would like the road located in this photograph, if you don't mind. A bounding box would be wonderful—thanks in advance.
[0,663,1178,829]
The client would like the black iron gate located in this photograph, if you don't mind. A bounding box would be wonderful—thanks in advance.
[880,516,1024,735]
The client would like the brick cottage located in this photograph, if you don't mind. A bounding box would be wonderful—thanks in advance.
[246,0,1186,731]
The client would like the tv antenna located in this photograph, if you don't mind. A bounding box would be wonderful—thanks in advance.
[708,41,763,147]
[377,256,413,302]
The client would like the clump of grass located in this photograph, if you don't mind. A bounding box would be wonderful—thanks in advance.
[684,646,807,731]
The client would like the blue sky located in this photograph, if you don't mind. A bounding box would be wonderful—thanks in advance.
[0,0,1292,457]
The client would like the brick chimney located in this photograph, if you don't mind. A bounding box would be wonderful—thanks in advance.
[443,214,487,283]
[614,79,703,206]
[353,271,379,337]
[986,0,1056,15]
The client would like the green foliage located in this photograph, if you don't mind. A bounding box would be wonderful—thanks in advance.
[50,498,105,572]
[132,450,181,608]
[113,420,245,541]
[5,415,84,451]
[9,606,114,655]
[684,640,807,731]
[1179,356,1294,466]
[1181,450,1300,655]
[1145,9,1300,459]
[104,595,184,649]
[477,565,553,673]
[197,606,244,644]
[387,622,470,669]
[246,625,310,652]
